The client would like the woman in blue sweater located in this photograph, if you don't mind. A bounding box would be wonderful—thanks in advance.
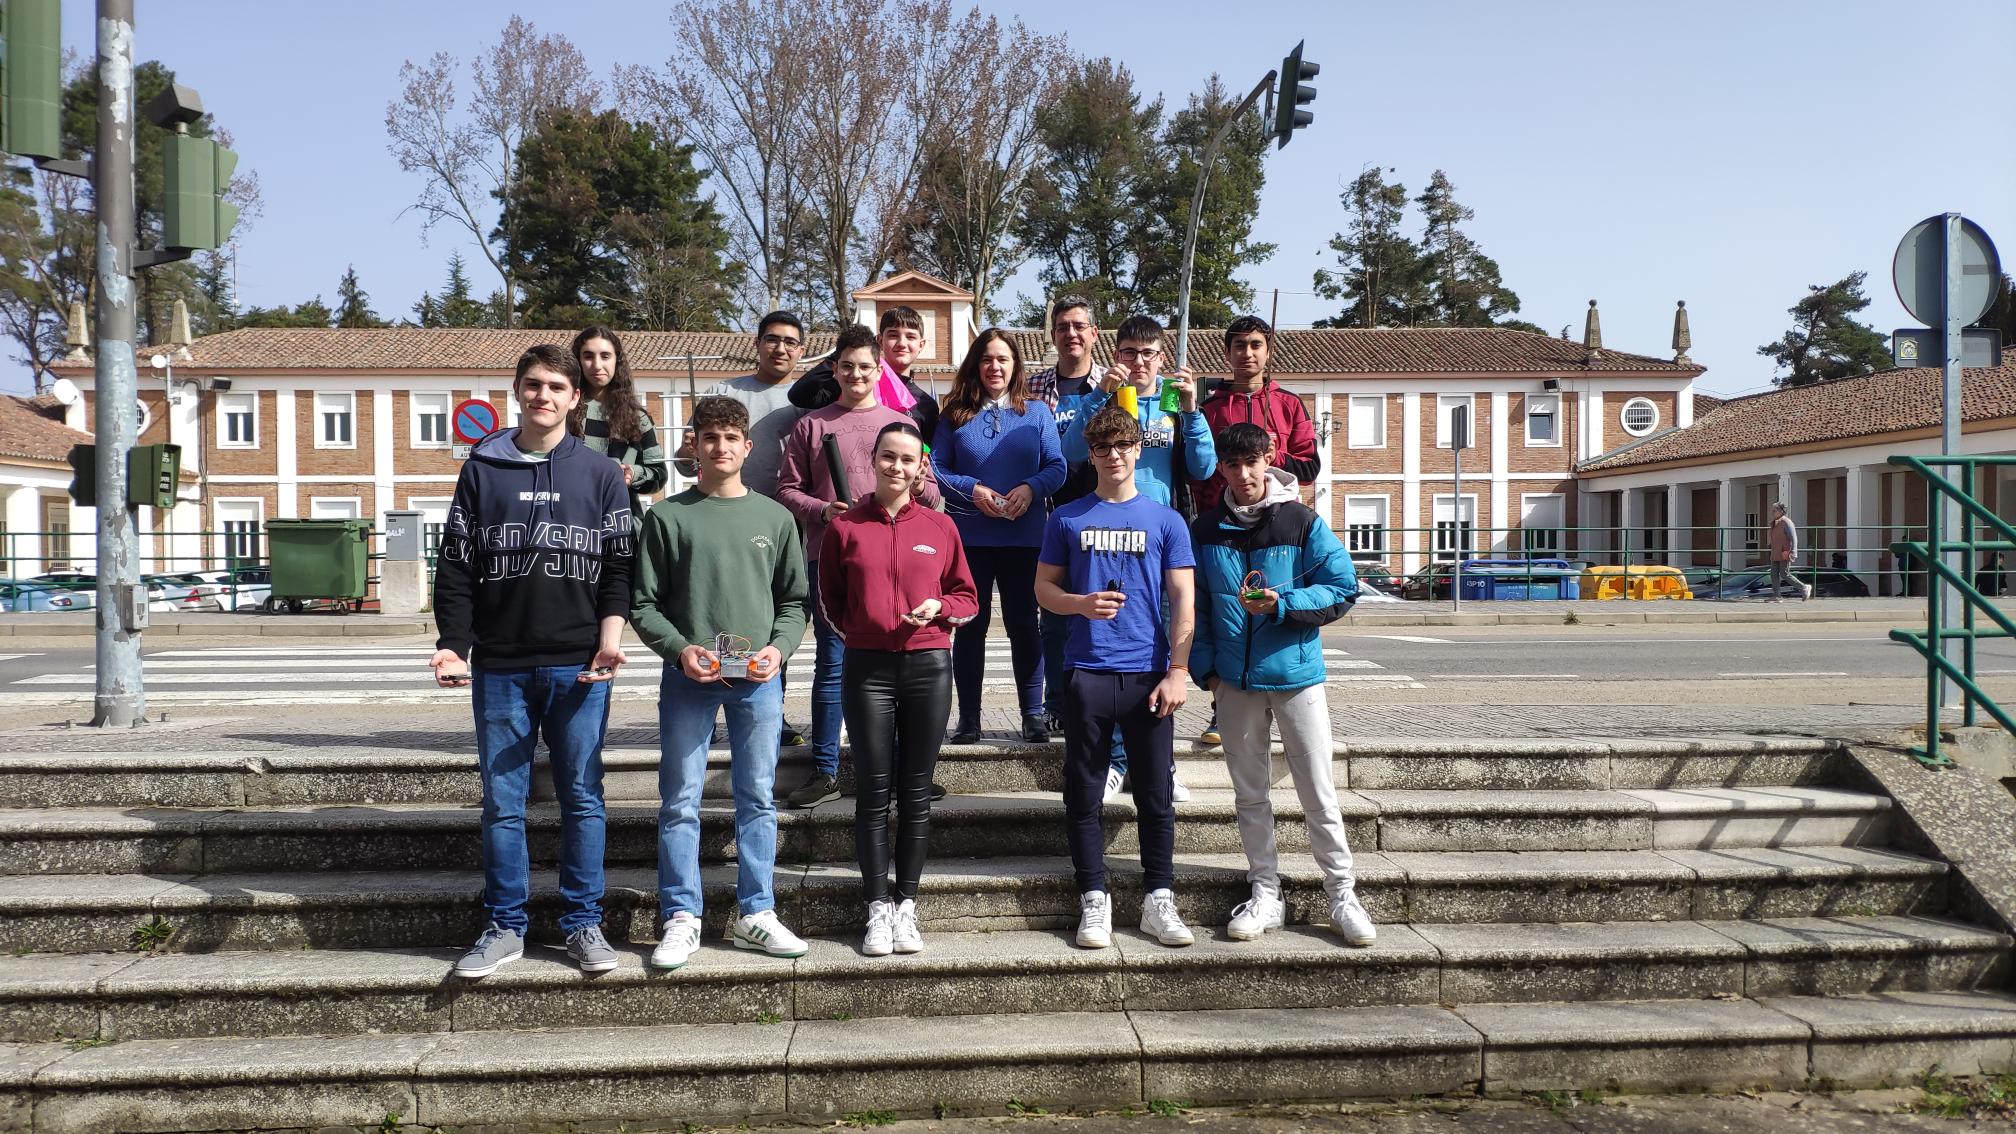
[932,329,1067,744]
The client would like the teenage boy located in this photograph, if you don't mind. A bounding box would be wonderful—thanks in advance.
[1037,404,1197,950]
[1062,314,1214,802]
[789,306,941,441]
[778,325,942,808]
[676,310,813,746]
[1032,296,1102,737]
[633,396,811,968]
[1190,423,1375,946]
[431,344,633,978]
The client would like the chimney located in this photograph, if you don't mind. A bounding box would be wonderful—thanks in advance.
[63,302,89,362]
[170,298,194,361]
[1671,300,1692,364]
[1582,299,1603,363]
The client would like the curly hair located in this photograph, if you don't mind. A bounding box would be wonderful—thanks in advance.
[942,328,1027,430]
[569,325,647,445]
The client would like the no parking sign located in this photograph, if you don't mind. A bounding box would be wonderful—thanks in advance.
[452,399,500,445]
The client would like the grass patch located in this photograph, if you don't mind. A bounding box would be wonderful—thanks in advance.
[1913,1069,2016,1119]
[1145,1099,1191,1117]
[1006,1098,1048,1117]
[128,916,174,952]
[843,1110,897,1127]
[754,1010,783,1025]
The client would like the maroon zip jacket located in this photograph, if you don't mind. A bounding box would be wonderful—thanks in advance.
[1193,379,1319,513]
[817,495,979,651]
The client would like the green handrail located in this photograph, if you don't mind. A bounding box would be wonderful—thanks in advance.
[1886,454,2016,766]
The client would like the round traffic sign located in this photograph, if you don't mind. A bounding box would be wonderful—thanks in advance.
[452,399,500,444]
[1893,214,2001,327]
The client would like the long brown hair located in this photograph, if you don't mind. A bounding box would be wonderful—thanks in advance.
[568,325,646,444]
[942,328,1027,430]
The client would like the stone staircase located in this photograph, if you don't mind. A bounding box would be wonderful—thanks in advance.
[1,735,2014,1133]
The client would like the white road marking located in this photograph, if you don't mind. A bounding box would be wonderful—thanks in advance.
[1715,671,1849,678]
[1353,635,1453,644]
[1420,673,1580,679]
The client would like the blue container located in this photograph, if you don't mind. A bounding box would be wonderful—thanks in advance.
[1458,574,1493,601]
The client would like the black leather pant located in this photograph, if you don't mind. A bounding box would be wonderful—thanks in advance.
[842,647,952,901]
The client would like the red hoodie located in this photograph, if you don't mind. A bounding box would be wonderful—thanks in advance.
[817,496,979,651]
[1194,379,1319,513]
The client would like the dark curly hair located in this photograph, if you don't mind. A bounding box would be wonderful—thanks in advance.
[569,325,647,445]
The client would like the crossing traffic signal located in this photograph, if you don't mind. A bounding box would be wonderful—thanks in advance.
[1272,39,1319,150]
[162,134,240,251]
[1,0,62,159]
[63,443,183,509]
[65,444,94,508]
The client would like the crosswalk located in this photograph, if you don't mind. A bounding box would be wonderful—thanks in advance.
[2,640,1423,706]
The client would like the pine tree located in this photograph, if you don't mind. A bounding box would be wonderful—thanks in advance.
[333,266,385,328]
[1757,271,1894,386]
[1134,75,1276,326]
[1414,171,1520,326]
[1314,168,1429,328]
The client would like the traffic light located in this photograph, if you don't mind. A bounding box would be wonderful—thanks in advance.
[1272,39,1319,150]
[65,444,94,508]
[128,443,181,509]
[1,0,63,160]
[162,134,239,251]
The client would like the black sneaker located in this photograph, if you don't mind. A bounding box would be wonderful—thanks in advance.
[1019,715,1050,743]
[930,782,947,801]
[779,724,806,748]
[950,721,982,744]
[786,773,840,809]
[1044,713,1063,737]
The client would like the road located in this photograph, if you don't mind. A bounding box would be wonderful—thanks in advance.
[0,623,2003,710]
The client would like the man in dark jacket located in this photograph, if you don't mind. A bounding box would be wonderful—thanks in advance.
[788,305,940,441]
[431,344,634,979]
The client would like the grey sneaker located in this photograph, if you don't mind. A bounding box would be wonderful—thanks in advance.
[786,772,840,809]
[566,924,620,973]
[454,923,524,978]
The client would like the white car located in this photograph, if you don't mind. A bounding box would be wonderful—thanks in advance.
[191,568,273,613]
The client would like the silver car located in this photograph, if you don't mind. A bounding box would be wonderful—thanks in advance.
[0,579,96,612]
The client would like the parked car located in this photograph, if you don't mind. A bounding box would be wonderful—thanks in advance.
[196,567,274,612]
[32,571,179,612]
[1694,567,1869,600]
[1397,563,1461,601]
[0,579,95,612]
[1354,578,1404,603]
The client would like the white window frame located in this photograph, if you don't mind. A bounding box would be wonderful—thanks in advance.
[1432,493,1479,561]
[214,497,264,566]
[1347,395,1385,449]
[1342,495,1389,557]
[1524,393,1561,447]
[1520,493,1566,555]
[309,497,362,520]
[217,391,257,448]
[919,309,938,360]
[1436,394,1475,449]
[410,393,451,449]
[1619,396,1659,437]
[314,392,356,449]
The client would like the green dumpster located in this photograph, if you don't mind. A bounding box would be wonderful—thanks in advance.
[265,519,370,610]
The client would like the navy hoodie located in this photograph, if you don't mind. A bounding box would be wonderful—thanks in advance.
[433,429,636,668]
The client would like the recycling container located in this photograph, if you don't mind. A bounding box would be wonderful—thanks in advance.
[265,518,370,603]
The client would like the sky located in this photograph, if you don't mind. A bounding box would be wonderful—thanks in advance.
[19,0,2014,399]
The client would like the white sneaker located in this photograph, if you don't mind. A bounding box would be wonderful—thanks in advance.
[1170,772,1191,803]
[862,899,894,957]
[1226,884,1284,941]
[1102,767,1124,802]
[1331,889,1377,947]
[1140,888,1195,947]
[1076,890,1113,949]
[892,898,923,954]
[650,912,701,970]
[728,908,809,957]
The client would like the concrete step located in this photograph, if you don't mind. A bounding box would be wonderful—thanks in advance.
[0,917,2001,1045]
[0,847,1949,954]
[0,785,1895,877]
[6,992,2015,1131]
[0,737,1848,809]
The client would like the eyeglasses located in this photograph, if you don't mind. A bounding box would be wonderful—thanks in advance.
[1089,441,1138,456]
[983,406,1002,439]
[759,334,804,349]
[1053,321,1094,335]
[1115,347,1161,362]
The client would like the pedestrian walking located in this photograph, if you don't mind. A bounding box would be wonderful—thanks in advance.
[1767,502,1810,602]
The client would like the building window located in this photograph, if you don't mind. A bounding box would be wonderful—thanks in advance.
[1521,494,1565,555]
[1619,397,1659,437]
[216,499,263,566]
[1432,495,1477,561]
[411,393,450,448]
[217,392,256,448]
[1525,394,1559,446]
[1436,394,1475,449]
[315,393,355,448]
[1347,395,1385,449]
[1342,496,1388,557]
[310,498,361,520]
[40,496,70,571]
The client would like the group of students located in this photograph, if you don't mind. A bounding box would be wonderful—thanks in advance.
[428,297,1373,977]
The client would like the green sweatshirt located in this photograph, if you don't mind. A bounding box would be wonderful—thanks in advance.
[631,488,807,661]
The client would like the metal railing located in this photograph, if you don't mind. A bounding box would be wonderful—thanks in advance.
[1886,455,2016,766]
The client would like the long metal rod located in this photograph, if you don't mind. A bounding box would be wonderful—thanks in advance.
[1173,71,1275,372]
[92,0,144,727]
[1939,212,1965,709]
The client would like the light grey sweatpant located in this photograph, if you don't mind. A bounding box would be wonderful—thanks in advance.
[1217,683,1355,898]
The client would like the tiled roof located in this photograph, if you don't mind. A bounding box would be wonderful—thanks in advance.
[47,325,1699,377]
[0,395,89,463]
[1581,350,2016,473]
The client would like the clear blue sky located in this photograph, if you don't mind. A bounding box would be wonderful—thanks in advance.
[25,0,2014,398]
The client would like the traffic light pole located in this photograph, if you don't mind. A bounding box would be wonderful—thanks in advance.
[1171,72,1275,373]
[90,0,146,727]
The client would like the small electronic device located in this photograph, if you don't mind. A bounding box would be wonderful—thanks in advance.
[711,632,757,680]
[1242,569,1270,603]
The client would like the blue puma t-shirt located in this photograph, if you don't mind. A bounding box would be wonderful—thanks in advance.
[1040,493,1195,673]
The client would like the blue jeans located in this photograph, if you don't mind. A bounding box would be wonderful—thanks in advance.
[1041,609,1127,774]
[806,568,846,776]
[656,669,784,922]
[473,664,610,934]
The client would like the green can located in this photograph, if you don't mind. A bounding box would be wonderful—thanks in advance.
[1158,379,1184,413]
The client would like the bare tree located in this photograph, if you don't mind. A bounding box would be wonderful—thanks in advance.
[384,15,599,328]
